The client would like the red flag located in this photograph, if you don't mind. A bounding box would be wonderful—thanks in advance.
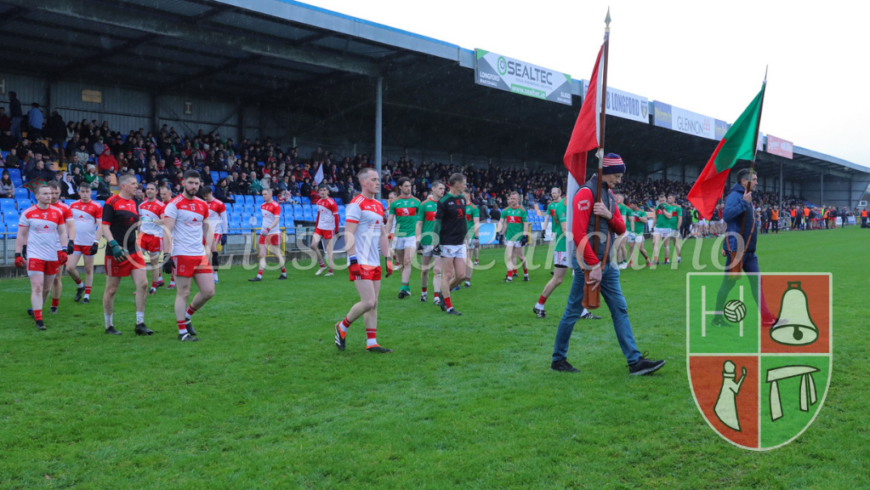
[563,46,603,183]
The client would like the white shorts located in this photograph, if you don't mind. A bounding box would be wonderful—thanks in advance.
[628,233,644,244]
[394,236,416,250]
[553,251,569,268]
[505,240,524,248]
[654,227,673,238]
[421,245,440,257]
[698,219,708,225]
[441,244,466,259]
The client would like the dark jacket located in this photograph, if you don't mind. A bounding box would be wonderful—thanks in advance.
[9,94,22,118]
[723,182,759,253]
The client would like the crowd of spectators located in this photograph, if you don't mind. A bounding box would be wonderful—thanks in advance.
[0,102,851,223]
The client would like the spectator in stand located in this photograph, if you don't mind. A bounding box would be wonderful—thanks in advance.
[9,92,23,140]
[249,171,263,195]
[95,171,113,200]
[46,111,66,145]
[0,129,15,152]
[0,170,14,198]
[215,178,235,204]
[26,103,44,140]
[97,146,118,173]
[61,171,77,199]
[25,158,54,183]
[0,107,10,132]
[70,166,84,190]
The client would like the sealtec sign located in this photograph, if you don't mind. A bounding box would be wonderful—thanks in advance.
[582,81,649,123]
[767,135,794,159]
[475,49,572,106]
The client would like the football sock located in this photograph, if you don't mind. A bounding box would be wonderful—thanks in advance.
[75,279,83,287]
[136,311,145,324]
[257,269,263,278]
[152,281,158,288]
[319,260,326,267]
[339,316,352,338]
[581,308,589,316]
[444,297,453,310]
[281,267,287,274]
[365,327,378,348]
[34,309,43,321]
[186,304,197,320]
[523,267,528,274]
[536,295,548,308]
[51,298,59,308]
[422,287,427,293]
[84,286,91,297]
[177,319,188,334]
[104,313,113,328]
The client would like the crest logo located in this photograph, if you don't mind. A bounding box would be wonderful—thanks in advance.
[686,273,831,450]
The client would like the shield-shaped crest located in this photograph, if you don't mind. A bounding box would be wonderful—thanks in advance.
[687,273,832,450]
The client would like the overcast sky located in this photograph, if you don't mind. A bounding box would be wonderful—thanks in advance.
[305,0,869,168]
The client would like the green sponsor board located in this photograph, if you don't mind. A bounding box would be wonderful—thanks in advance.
[474,48,572,106]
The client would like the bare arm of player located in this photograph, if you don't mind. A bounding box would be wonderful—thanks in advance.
[378,215,393,258]
[473,217,480,239]
[162,216,176,252]
[57,222,69,249]
[343,221,357,258]
[415,219,422,242]
[15,225,28,254]
[203,219,214,259]
[221,211,228,236]
[268,215,280,233]
[629,214,635,230]
[497,218,505,234]
[63,218,76,243]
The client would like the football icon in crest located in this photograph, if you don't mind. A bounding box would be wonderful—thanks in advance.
[724,299,747,324]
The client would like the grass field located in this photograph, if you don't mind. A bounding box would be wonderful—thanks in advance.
[0,228,867,489]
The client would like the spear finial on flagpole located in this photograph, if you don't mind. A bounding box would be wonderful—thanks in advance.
[605,7,611,29]
[764,64,768,83]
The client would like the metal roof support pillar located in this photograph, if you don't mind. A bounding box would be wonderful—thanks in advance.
[820,173,824,205]
[779,162,784,207]
[44,78,52,115]
[237,103,244,143]
[151,92,158,134]
[375,77,383,200]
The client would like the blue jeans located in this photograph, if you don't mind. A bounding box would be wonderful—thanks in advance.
[552,258,641,364]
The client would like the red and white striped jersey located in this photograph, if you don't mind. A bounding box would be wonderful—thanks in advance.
[346,195,384,267]
[19,205,64,261]
[50,202,73,250]
[138,199,166,238]
[260,201,281,235]
[206,197,228,235]
[70,200,102,246]
[164,195,208,257]
[315,197,339,231]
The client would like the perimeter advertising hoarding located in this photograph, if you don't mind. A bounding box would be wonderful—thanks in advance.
[654,101,723,141]
[475,49,572,106]
[582,81,649,123]
[767,135,794,159]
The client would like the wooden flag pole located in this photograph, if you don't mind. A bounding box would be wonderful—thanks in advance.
[731,67,768,277]
[583,8,611,309]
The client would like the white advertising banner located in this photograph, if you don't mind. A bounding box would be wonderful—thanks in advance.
[583,81,649,123]
[671,105,717,140]
[475,49,572,106]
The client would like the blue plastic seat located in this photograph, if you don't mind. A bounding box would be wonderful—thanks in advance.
[0,199,16,212]
[7,168,21,180]
[3,209,18,223]
[210,171,219,184]
[293,205,303,217]
[300,196,310,205]
[14,188,29,199]
[381,199,388,209]
[253,196,264,205]
[17,199,31,210]
[302,209,313,221]
[218,171,228,180]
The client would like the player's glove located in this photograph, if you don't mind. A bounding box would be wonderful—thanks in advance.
[57,250,68,265]
[90,242,99,255]
[416,242,424,254]
[163,259,174,274]
[520,235,529,247]
[107,239,126,260]
[348,255,361,280]
[67,240,75,255]
[21,245,27,259]
[385,258,393,278]
[14,253,25,269]
[433,245,442,256]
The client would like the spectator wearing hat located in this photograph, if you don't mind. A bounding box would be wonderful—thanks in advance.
[97,146,118,173]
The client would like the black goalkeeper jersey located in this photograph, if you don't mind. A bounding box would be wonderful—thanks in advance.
[101,195,140,252]
[436,193,467,246]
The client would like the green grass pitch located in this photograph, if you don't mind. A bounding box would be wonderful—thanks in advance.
[0,228,866,489]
